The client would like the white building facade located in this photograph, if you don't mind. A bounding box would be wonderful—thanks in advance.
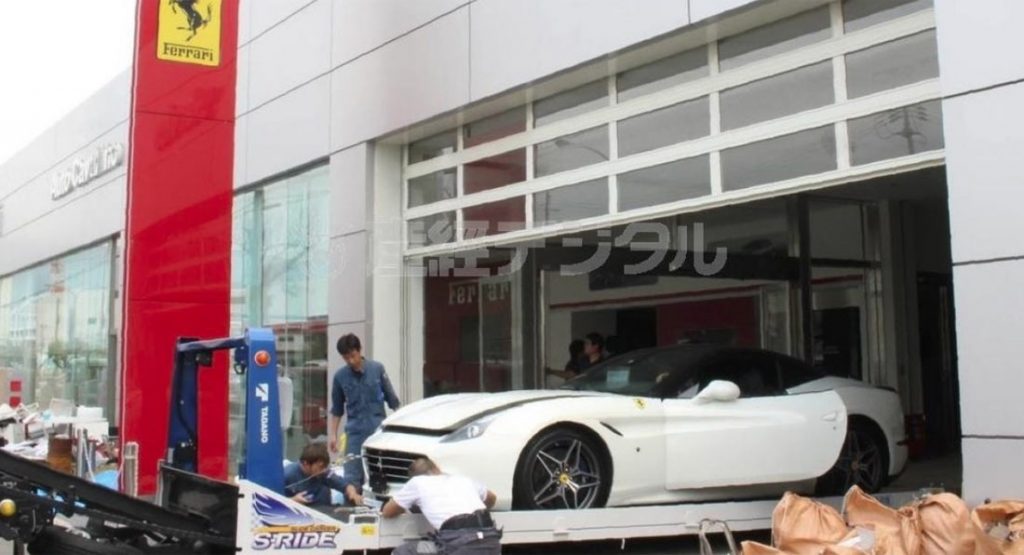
[0,0,1018,503]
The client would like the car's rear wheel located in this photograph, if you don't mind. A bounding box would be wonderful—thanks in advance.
[513,427,610,510]
[817,419,888,495]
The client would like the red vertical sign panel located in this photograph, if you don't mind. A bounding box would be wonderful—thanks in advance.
[121,0,239,494]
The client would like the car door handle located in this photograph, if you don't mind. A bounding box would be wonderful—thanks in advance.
[822,411,839,422]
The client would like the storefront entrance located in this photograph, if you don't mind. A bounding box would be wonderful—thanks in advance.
[411,167,961,488]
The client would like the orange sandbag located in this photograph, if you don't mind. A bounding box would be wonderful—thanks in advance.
[844,486,923,555]
[972,501,1024,555]
[742,541,790,555]
[773,492,851,555]
[913,493,976,555]
[744,530,873,554]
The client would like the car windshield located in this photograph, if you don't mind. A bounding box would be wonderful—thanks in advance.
[560,347,705,396]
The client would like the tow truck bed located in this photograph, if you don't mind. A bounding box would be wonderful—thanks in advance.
[0,448,235,551]
[233,479,921,553]
[0,451,922,553]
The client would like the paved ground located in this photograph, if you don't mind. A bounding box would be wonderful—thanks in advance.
[888,451,962,494]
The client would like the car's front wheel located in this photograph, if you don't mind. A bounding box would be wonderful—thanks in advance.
[513,427,610,510]
[817,419,888,495]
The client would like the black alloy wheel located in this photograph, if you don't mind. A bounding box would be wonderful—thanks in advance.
[818,420,888,495]
[513,428,609,510]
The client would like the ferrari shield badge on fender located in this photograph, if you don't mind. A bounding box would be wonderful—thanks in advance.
[634,398,647,410]
[157,0,222,66]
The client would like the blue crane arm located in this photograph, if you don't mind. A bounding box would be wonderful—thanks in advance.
[166,327,285,494]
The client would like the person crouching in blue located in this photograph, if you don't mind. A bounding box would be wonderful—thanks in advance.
[283,443,347,507]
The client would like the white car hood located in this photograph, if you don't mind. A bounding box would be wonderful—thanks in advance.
[384,390,595,431]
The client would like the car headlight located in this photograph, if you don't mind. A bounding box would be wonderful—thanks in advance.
[441,416,496,443]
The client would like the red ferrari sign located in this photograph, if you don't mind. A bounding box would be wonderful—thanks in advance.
[120,0,240,494]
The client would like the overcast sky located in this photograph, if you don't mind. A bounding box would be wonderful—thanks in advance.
[0,1,136,165]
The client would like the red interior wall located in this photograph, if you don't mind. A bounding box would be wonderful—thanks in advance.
[656,296,760,347]
[423,276,513,393]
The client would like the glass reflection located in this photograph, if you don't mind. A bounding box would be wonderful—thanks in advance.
[718,7,831,71]
[618,156,711,212]
[534,81,608,126]
[465,150,526,194]
[0,242,113,416]
[535,126,610,178]
[463,198,526,238]
[229,165,330,467]
[617,47,709,102]
[722,126,837,191]
[845,31,939,99]
[464,107,527,148]
[534,178,609,225]
[721,62,833,131]
[844,0,933,33]
[408,131,456,163]
[848,100,944,166]
[408,169,456,208]
[618,97,710,157]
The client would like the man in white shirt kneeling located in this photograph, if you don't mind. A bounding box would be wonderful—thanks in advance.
[381,457,501,554]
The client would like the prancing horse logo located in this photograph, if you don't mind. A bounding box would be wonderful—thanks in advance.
[168,0,212,41]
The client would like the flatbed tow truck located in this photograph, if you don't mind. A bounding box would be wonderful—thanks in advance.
[0,329,923,554]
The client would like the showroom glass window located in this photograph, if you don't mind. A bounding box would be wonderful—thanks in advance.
[229,165,329,465]
[401,1,940,249]
[0,242,114,417]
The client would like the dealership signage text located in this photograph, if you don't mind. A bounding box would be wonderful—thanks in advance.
[50,143,124,201]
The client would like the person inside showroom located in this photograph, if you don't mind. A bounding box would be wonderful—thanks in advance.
[329,333,401,505]
[382,457,501,555]
[545,332,608,386]
[544,338,585,384]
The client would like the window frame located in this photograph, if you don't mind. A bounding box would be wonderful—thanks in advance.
[400,3,942,258]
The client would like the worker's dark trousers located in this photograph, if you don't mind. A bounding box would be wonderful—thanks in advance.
[392,527,502,555]
[344,429,372,492]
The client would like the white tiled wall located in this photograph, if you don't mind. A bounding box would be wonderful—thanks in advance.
[233,114,249,189]
[238,0,253,45]
[329,7,471,152]
[248,0,332,109]
[246,75,331,183]
[1,72,129,202]
[328,232,368,325]
[52,72,131,162]
[236,44,251,116]
[468,0,690,101]
[248,0,317,40]
[943,83,1024,264]
[329,145,370,238]
[936,0,1024,504]
[935,0,1024,97]
[0,176,126,276]
[1,126,126,234]
[962,437,1024,506]
[0,79,129,275]
[331,0,470,67]
[953,260,1024,437]
[0,128,59,201]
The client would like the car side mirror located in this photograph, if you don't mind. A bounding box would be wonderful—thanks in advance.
[694,380,741,403]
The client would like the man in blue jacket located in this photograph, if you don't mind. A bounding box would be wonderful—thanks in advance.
[329,333,401,505]
[284,443,346,507]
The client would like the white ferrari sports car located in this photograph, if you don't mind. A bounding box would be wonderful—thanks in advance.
[361,346,908,511]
